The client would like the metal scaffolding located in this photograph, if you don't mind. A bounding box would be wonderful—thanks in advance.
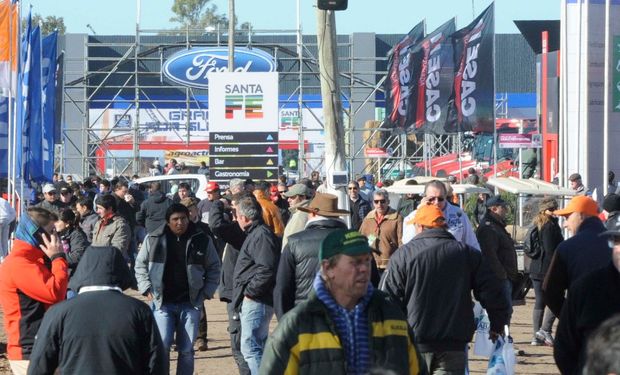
[62,26,403,179]
[61,26,508,181]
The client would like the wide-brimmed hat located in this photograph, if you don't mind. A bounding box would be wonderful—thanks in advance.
[297,192,350,217]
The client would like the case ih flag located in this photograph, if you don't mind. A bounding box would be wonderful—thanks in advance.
[446,3,495,133]
[384,21,425,129]
[409,18,455,134]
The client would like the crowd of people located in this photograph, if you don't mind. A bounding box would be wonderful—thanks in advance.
[0,168,618,374]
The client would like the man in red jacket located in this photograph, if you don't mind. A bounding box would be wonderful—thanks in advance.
[0,207,68,374]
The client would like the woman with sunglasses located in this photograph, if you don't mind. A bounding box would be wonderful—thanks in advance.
[528,198,563,346]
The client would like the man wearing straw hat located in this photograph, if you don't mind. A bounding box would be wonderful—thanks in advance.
[274,192,349,319]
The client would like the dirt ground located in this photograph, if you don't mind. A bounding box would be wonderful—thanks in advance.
[0,290,560,374]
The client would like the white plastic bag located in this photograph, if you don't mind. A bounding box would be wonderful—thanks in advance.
[486,326,516,375]
[473,302,494,357]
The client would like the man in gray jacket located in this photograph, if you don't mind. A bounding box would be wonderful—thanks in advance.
[135,203,220,375]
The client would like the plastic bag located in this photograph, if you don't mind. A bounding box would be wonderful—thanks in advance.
[473,302,494,357]
[486,326,516,375]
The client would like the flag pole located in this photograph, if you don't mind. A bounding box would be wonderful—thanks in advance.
[492,3,497,178]
[603,0,610,196]
[6,0,14,206]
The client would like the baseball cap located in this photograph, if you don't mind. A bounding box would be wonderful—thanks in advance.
[569,173,582,182]
[554,195,599,217]
[206,181,220,193]
[319,229,373,261]
[486,196,508,208]
[283,183,310,198]
[42,184,56,194]
[413,204,446,228]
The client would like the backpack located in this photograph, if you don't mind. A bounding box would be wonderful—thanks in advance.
[523,225,542,259]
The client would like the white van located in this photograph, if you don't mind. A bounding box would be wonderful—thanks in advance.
[134,174,209,200]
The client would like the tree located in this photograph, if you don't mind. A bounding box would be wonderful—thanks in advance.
[31,14,66,35]
[169,0,250,31]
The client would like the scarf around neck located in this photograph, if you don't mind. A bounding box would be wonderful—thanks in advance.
[313,271,374,375]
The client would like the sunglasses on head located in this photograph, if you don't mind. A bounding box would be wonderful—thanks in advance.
[374,199,386,204]
[427,196,445,203]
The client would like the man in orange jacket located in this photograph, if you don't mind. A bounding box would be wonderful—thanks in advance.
[0,207,68,374]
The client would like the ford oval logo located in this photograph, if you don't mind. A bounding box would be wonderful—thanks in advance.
[163,47,276,89]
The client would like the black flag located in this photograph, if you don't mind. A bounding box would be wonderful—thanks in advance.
[408,18,455,134]
[446,3,495,133]
[384,21,425,130]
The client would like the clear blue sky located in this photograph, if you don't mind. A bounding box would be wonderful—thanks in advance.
[24,0,559,35]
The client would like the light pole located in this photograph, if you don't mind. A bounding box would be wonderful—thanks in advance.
[228,0,235,71]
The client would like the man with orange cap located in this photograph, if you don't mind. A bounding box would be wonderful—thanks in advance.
[381,204,511,374]
[543,195,611,317]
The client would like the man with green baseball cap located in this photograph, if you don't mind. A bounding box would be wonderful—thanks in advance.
[260,229,422,375]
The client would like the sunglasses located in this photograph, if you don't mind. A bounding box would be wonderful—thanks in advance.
[373,199,387,204]
[427,197,445,203]
[348,187,359,190]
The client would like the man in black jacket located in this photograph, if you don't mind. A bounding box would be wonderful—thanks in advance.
[553,221,620,374]
[382,204,511,374]
[27,246,167,375]
[274,193,348,319]
[232,195,280,375]
[136,182,173,234]
[543,195,611,317]
[347,181,371,231]
[210,192,250,375]
[476,195,518,322]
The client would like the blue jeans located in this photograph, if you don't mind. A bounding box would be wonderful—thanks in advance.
[240,298,273,375]
[152,302,200,375]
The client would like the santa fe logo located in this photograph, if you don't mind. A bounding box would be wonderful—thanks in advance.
[224,83,264,120]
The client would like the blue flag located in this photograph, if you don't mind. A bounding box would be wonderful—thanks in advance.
[25,26,43,183]
[41,31,57,180]
[15,10,31,181]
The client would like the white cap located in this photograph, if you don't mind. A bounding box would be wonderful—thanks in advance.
[42,184,56,194]
[153,160,160,166]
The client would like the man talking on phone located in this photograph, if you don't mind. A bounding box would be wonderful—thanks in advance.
[0,207,68,375]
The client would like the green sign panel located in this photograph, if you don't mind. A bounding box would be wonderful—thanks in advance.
[614,36,620,112]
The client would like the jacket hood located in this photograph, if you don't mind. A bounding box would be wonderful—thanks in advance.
[150,191,168,203]
[69,246,133,292]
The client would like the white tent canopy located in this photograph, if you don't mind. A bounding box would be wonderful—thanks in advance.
[385,183,491,196]
[486,177,576,197]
